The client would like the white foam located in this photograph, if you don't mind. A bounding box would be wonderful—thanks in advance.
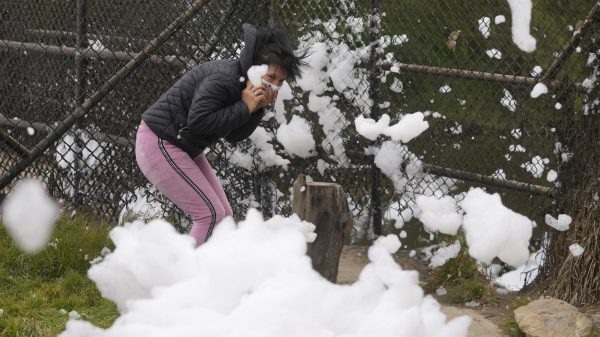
[1,179,61,253]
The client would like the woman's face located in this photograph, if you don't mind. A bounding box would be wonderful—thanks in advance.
[262,64,287,87]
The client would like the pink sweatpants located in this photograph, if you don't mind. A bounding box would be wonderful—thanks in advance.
[135,123,233,245]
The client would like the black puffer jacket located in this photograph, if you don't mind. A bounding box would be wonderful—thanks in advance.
[142,24,264,158]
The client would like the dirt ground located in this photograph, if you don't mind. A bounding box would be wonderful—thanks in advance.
[337,245,526,336]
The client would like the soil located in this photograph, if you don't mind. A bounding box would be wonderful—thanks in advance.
[337,245,535,336]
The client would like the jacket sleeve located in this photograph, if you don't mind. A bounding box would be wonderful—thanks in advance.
[187,73,252,136]
[224,108,265,143]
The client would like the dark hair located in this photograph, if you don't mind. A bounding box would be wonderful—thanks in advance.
[253,25,308,82]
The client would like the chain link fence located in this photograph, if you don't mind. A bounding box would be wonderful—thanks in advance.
[1,0,598,247]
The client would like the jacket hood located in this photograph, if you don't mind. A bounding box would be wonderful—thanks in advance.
[240,23,258,77]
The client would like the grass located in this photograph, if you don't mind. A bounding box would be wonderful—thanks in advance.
[425,234,499,305]
[0,213,119,337]
[501,318,527,337]
[499,297,531,337]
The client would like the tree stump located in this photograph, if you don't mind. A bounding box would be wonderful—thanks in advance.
[292,174,353,283]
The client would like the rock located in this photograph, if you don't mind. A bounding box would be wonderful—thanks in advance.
[442,306,505,337]
[514,298,594,337]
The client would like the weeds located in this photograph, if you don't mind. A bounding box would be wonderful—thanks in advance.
[426,234,498,305]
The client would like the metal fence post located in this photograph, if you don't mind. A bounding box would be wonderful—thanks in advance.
[73,0,87,206]
[252,169,273,218]
[261,173,273,218]
[368,0,383,236]
[253,169,263,214]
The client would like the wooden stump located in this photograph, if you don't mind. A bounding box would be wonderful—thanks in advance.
[292,174,353,282]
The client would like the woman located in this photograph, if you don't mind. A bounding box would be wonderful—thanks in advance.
[135,24,305,245]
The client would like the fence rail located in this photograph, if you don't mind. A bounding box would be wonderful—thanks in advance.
[380,61,588,93]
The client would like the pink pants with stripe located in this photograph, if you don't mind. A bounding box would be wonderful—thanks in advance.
[135,123,233,245]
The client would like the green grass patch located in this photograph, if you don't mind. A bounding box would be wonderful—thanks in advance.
[501,317,527,337]
[426,234,498,305]
[0,213,119,337]
[500,297,531,337]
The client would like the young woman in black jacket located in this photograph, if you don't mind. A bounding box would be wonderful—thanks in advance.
[135,24,305,245]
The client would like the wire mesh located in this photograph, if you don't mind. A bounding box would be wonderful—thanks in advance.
[0,0,597,245]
